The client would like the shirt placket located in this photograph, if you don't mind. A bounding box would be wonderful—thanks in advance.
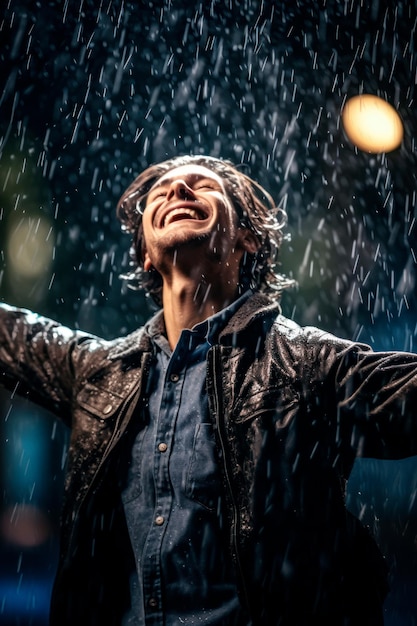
[142,354,185,624]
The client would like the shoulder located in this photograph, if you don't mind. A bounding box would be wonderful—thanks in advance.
[269,313,325,351]
[274,314,356,347]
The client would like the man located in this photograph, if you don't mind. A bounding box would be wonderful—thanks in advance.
[0,154,416,625]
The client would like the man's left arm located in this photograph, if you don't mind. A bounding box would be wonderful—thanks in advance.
[311,332,417,459]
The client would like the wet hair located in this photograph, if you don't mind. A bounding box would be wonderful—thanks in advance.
[116,154,292,307]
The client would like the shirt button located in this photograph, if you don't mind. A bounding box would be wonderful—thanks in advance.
[158,442,168,452]
[155,515,164,525]
[148,597,158,608]
[170,373,180,383]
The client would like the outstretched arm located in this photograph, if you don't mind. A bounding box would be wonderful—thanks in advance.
[0,303,94,425]
[308,329,417,460]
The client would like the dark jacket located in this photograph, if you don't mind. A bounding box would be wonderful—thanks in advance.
[1,292,417,625]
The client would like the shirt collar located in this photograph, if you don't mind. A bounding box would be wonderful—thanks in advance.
[145,289,253,348]
[192,289,252,345]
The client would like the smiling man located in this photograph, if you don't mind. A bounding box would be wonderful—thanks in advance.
[138,163,259,348]
[1,154,417,625]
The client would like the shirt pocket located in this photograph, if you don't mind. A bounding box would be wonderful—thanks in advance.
[185,422,222,511]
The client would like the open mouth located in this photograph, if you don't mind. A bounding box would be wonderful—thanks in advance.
[157,203,209,228]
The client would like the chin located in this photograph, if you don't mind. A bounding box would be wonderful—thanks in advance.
[161,229,211,250]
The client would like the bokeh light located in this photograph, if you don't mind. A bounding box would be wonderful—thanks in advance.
[342,94,404,153]
[0,504,51,548]
[6,215,54,280]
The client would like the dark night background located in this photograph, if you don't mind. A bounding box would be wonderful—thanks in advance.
[0,0,417,624]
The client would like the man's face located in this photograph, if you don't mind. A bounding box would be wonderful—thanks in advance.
[141,164,254,275]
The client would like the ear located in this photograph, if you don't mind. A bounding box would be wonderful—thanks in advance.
[143,250,153,272]
[238,228,260,255]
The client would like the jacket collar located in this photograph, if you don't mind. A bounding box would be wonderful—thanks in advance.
[108,323,156,360]
[218,291,281,340]
[108,291,281,360]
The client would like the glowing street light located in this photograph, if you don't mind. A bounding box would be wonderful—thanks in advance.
[342,94,404,153]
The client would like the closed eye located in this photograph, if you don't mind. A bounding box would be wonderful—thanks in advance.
[195,184,219,192]
[147,190,167,203]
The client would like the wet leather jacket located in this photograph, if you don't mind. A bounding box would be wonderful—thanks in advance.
[1,291,417,625]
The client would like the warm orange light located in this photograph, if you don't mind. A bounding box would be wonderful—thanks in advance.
[0,504,52,547]
[342,94,403,153]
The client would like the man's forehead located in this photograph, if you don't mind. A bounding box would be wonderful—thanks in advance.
[155,164,224,186]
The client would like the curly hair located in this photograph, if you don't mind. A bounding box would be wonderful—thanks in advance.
[116,155,292,307]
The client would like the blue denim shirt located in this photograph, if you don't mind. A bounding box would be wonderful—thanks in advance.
[121,293,252,626]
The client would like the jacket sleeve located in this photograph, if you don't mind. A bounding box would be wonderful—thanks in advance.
[0,302,97,423]
[308,328,417,460]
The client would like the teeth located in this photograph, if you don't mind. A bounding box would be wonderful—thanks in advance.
[163,208,202,226]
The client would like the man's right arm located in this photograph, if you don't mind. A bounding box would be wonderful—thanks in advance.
[0,302,91,424]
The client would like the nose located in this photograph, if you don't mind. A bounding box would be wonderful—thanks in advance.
[166,179,194,200]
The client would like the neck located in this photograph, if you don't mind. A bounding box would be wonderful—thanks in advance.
[161,272,239,349]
